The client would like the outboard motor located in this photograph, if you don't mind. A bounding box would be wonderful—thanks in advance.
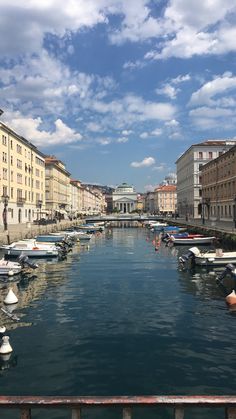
[216,264,236,294]
[162,233,171,242]
[18,254,38,270]
[179,247,201,267]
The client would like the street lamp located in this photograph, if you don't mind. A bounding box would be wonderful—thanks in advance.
[234,197,236,228]
[1,194,9,231]
[1,194,10,244]
[38,199,43,220]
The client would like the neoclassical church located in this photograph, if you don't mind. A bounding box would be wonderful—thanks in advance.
[112,183,137,213]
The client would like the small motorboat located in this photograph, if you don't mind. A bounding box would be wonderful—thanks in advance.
[0,255,38,276]
[1,240,59,258]
[179,247,236,266]
[77,232,92,241]
[169,235,215,245]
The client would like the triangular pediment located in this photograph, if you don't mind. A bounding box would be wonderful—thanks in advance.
[113,197,136,203]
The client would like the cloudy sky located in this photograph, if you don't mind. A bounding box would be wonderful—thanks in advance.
[1,0,236,191]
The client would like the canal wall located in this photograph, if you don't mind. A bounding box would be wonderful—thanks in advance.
[0,220,82,245]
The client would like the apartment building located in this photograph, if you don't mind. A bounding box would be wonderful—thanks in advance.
[154,185,177,215]
[144,192,155,214]
[0,122,45,226]
[70,180,82,218]
[201,145,236,224]
[176,139,236,219]
[45,156,71,220]
[81,185,105,214]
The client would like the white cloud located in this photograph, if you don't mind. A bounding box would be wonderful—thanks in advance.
[152,163,166,172]
[122,129,133,136]
[117,137,128,143]
[97,138,111,146]
[140,132,149,139]
[3,111,82,147]
[189,73,236,107]
[165,119,179,127]
[131,157,155,168]
[156,84,179,100]
[150,128,163,136]
[144,184,155,192]
[144,1,236,60]
[87,122,103,132]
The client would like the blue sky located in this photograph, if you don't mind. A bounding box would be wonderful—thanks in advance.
[1,0,236,192]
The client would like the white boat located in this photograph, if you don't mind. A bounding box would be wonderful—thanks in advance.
[0,258,22,275]
[170,235,215,245]
[77,232,92,241]
[179,246,236,266]
[1,240,59,258]
[0,255,38,276]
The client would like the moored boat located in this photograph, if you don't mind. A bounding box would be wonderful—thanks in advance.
[1,240,59,258]
[179,247,236,266]
[169,235,215,245]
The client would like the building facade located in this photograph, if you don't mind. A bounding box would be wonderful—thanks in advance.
[45,156,71,220]
[154,185,177,215]
[176,140,236,219]
[201,145,236,224]
[144,192,155,214]
[0,122,45,227]
[112,183,137,213]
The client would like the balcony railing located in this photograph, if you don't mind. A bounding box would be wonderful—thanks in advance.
[16,197,26,205]
[0,395,236,418]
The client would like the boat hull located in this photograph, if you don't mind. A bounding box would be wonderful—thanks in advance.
[3,249,58,258]
[195,253,236,266]
[171,237,215,245]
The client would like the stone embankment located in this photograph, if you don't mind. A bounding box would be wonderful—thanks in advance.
[0,220,81,245]
[164,218,236,248]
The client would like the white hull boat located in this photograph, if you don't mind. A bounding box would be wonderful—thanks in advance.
[77,232,92,241]
[179,246,236,266]
[170,236,215,245]
[0,258,22,275]
[1,241,59,258]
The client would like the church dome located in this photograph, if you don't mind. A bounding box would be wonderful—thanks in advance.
[115,182,135,193]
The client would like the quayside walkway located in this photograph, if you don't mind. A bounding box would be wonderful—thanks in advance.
[1,395,236,418]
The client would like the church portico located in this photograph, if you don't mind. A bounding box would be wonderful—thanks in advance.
[112,183,137,214]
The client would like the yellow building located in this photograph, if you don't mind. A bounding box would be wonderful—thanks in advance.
[45,156,71,220]
[0,122,45,226]
[154,185,177,215]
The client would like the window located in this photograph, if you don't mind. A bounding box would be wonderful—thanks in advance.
[2,135,7,145]
[209,151,213,159]
[16,144,22,154]
[2,186,7,196]
[10,140,13,150]
[10,188,13,199]
[2,152,7,163]
[17,159,22,169]
[17,173,22,184]
[199,151,203,159]
[10,156,13,165]
[3,168,7,180]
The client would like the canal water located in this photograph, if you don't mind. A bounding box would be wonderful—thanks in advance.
[0,227,236,419]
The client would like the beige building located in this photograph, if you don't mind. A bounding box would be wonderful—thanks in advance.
[81,186,105,215]
[176,139,236,219]
[201,144,236,225]
[0,122,45,227]
[45,156,71,220]
[154,185,177,215]
[70,180,82,218]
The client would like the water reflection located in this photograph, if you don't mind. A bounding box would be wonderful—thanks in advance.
[0,229,235,419]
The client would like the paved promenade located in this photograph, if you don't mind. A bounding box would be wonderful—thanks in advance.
[0,216,235,246]
[0,220,81,245]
